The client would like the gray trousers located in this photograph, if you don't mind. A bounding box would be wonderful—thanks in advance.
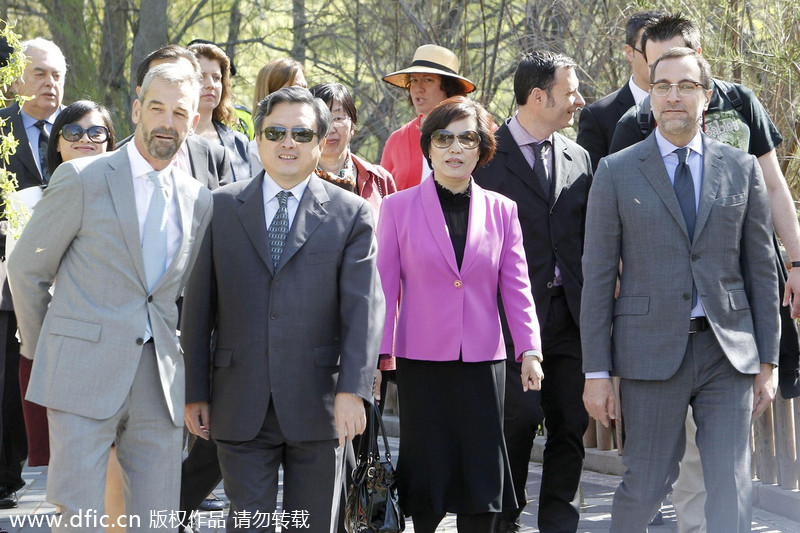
[216,400,345,533]
[47,342,182,533]
[610,329,754,533]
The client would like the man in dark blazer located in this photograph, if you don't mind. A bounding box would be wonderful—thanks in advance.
[473,51,592,533]
[582,48,779,532]
[181,87,384,532]
[0,37,66,508]
[576,10,662,171]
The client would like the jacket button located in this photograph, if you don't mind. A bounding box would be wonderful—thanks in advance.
[270,313,278,319]
[453,280,462,288]
[546,281,554,289]
[136,338,144,345]
[147,295,153,302]
[691,254,699,261]
[682,293,691,301]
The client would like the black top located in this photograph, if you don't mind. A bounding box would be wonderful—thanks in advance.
[434,178,470,270]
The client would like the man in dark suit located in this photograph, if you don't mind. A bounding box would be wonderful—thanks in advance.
[0,37,66,508]
[473,50,592,533]
[582,48,779,532]
[181,87,384,532]
[576,10,662,171]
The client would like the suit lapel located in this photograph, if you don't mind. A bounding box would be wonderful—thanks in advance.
[551,133,574,206]
[236,173,274,273]
[8,104,43,184]
[637,136,692,242]
[420,178,460,275]
[278,177,328,271]
[105,150,149,289]
[459,181,485,276]
[497,123,548,203]
[615,85,635,118]
[694,137,723,241]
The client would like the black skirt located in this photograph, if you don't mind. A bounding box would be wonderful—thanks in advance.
[395,357,517,516]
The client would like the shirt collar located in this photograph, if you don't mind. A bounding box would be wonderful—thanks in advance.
[654,128,704,159]
[20,107,60,130]
[627,76,650,105]
[508,114,552,147]
[126,141,173,181]
[261,171,310,202]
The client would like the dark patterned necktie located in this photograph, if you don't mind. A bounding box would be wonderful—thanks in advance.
[532,140,551,200]
[34,120,50,183]
[673,147,697,306]
[268,191,292,270]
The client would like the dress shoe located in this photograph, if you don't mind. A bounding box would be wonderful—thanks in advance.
[198,496,225,512]
[0,485,18,509]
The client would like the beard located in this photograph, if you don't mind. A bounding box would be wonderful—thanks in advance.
[143,126,183,160]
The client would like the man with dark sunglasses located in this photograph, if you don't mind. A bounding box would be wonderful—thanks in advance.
[181,86,384,532]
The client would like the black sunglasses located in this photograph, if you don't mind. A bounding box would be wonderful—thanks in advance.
[430,129,481,150]
[262,126,318,143]
[60,124,110,143]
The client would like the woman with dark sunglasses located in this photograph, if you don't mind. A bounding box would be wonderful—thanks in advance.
[46,99,115,175]
[376,96,542,533]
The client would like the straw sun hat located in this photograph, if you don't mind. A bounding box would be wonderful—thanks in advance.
[382,44,476,94]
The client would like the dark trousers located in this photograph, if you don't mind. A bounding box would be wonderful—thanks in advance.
[502,294,588,533]
[0,311,25,490]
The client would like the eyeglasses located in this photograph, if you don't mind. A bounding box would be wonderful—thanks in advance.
[630,45,644,55]
[650,81,705,97]
[331,116,351,127]
[262,126,318,143]
[430,129,481,150]
[60,124,110,143]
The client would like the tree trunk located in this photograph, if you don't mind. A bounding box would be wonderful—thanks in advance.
[99,0,131,136]
[292,0,306,63]
[129,0,168,105]
[40,0,96,104]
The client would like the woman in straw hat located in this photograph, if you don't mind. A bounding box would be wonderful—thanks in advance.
[380,44,475,190]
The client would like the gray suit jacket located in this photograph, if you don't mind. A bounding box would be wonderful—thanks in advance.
[7,148,213,425]
[181,173,384,442]
[581,133,779,379]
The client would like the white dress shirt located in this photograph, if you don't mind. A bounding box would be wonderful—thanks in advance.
[127,142,182,269]
[261,171,310,233]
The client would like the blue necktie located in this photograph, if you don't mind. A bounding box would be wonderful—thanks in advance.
[532,140,551,200]
[673,148,697,306]
[34,120,50,183]
[142,171,169,291]
[268,191,291,270]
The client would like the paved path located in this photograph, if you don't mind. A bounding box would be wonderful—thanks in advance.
[1,437,797,532]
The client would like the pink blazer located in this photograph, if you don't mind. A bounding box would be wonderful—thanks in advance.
[377,178,541,362]
[380,115,423,191]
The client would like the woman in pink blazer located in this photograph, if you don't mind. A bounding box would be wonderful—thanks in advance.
[377,97,542,533]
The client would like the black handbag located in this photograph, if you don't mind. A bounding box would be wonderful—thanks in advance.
[344,402,405,533]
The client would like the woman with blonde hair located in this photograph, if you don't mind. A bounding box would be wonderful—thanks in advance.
[249,57,307,174]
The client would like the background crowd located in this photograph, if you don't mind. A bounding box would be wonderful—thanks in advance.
[0,6,796,533]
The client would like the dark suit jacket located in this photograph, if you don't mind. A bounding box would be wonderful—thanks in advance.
[474,121,593,333]
[0,103,51,311]
[117,134,231,189]
[181,173,384,442]
[213,120,250,182]
[576,84,635,171]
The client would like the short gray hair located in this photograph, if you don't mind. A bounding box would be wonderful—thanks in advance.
[20,37,66,73]
[140,62,201,111]
[253,86,331,141]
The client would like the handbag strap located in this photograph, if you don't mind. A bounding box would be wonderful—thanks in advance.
[368,400,393,463]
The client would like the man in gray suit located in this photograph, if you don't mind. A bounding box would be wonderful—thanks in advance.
[181,86,384,532]
[7,63,213,530]
[581,47,779,532]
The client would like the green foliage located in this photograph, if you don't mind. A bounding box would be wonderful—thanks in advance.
[0,21,30,241]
